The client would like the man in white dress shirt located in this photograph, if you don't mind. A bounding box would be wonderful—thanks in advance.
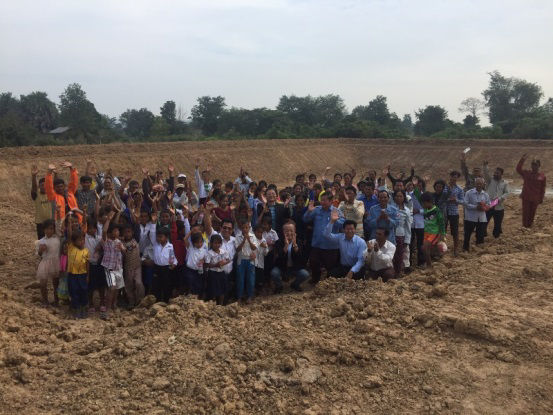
[463,177,491,251]
[365,227,396,282]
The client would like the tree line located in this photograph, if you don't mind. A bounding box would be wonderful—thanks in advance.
[0,71,552,147]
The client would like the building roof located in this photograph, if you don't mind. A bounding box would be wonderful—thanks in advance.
[49,126,71,134]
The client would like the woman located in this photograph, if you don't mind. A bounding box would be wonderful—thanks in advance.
[391,190,412,276]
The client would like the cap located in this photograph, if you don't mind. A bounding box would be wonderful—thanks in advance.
[177,173,187,179]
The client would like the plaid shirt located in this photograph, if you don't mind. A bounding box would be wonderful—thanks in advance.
[444,185,464,216]
[101,238,123,270]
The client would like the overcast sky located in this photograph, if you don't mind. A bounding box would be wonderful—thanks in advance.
[1,0,552,122]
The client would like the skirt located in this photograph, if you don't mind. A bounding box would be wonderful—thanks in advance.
[206,270,227,298]
[36,257,60,281]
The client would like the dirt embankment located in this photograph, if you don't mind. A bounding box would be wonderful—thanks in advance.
[1,139,553,414]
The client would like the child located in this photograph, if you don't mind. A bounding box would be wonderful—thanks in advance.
[35,219,60,307]
[85,217,106,314]
[57,240,70,304]
[253,224,269,293]
[171,219,188,296]
[122,224,144,308]
[152,226,178,303]
[420,192,446,269]
[67,230,89,319]
[261,217,278,290]
[101,212,126,319]
[235,221,258,304]
[185,233,207,298]
[205,234,231,305]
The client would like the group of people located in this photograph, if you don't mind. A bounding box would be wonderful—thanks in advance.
[31,153,546,319]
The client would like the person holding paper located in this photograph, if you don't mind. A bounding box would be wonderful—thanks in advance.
[483,163,509,238]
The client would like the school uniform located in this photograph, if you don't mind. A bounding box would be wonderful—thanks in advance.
[185,245,208,296]
[205,249,231,299]
[153,241,178,303]
[85,232,106,292]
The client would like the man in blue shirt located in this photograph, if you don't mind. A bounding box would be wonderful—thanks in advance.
[367,190,399,243]
[325,212,367,279]
[443,170,465,256]
[357,181,379,239]
[303,193,344,284]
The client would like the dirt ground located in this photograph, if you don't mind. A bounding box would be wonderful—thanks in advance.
[1,138,553,414]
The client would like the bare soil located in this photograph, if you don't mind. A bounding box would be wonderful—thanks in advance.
[1,138,552,414]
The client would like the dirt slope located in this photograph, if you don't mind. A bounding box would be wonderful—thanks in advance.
[1,139,553,414]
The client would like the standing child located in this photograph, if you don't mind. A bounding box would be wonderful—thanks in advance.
[101,212,126,320]
[205,234,231,305]
[185,233,207,298]
[152,225,178,303]
[66,230,89,319]
[57,241,70,304]
[261,217,279,291]
[235,221,258,304]
[122,224,144,308]
[35,219,60,307]
[253,224,269,293]
[85,217,106,314]
[420,192,446,269]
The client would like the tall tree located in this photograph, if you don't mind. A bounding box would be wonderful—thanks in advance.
[401,114,413,133]
[352,95,391,125]
[119,108,155,137]
[20,91,58,133]
[482,71,543,133]
[160,100,176,125]
[414,105,448,136]
[59,83,101,140]
[458,97,486,118]
[191,96,226,135]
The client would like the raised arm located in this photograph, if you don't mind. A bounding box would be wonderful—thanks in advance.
[516,155,527,177]
[45,164,56,202]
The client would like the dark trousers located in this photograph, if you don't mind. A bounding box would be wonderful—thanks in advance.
[486,208,504,238]
[36,223,45,240]
[413,228,425,266]
[329,264,366,280]
[153,265,174,303]
[392,236,405,276]
[367,267,395,282]
[68,273,88,309]
[463,220,486,251]
[309,248,340,283]
[522,199,539,228]
[445,215,459,238]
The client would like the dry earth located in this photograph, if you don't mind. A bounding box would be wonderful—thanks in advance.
[1,138,553,414]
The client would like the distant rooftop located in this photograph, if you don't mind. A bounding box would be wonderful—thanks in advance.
[49,126,71,134]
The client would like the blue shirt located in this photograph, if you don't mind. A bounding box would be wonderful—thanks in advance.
[303,206,344,249]
[444,185,464,216]
[357,193,379,212]
[324,222,366,273]
[367,204,399,243]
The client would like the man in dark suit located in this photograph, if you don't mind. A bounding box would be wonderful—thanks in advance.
[270,220,309,293]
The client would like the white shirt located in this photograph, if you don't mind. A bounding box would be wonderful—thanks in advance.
[235,231,258,262]
[206,248,231,272]
[194,168,212,199]
[139,222,157,255]
[186,245,208,271]
[85,233,102,264]
[254,237,268,269]
[153,242,178,266]
[222,236,236,274]
[262,229,279,252]
[365,239,396,271]
[464,188,491,223]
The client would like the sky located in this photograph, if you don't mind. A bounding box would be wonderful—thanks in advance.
[1,0,552,123]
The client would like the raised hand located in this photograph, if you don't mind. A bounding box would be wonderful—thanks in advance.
[308,200,315,212]
[410,162,415,169]
[48,164,56,173]
[330,209,339,223]
[61,161,72,169]
[142,167,149,176]
[151,211,158,223]
[168,164,174,174]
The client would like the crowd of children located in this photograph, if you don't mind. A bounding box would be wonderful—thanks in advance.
[31,152,545,319]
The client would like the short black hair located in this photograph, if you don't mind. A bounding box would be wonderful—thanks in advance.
[421,191,434,203]
[433,179,446,189]
[191,232,203,244]
[42,219,55,230]
[222,219,233,227]
[38,177,46,184]
[80,176,92,184]
[496,167,504,174]
[156,227,170,237]
[107,223,120,235]
[450,170,461,178]
[321,192,333,201]
[344,219,357,228]
[365,181,375,189]
[253,224,264,233]
[54,178,65,186]
[393,189,406,200]
[71,230,84,244]
[129,180,139,187]
[345,185,356,193]
[308,174,316,180]
[375,227,390,236]
[210,233,223,245]
[86,217,97,229]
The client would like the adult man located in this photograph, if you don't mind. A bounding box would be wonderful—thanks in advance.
[235,167,253,194]
[270,221,309,293]
[45,161,80,220]
[303,193,344,284]
[358,181,379,240]
[325,211,366,279]
[31,165,54,239]
[463,177,490,251]
[517,154,546,228]
[443,171,464,256]
[338,186,365,237]
[460,152,485,191]
[367,190,399,242]
[257,188,290,237]
[75,175,96,213]
[483,163,509,238]
[365,228,396,282]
